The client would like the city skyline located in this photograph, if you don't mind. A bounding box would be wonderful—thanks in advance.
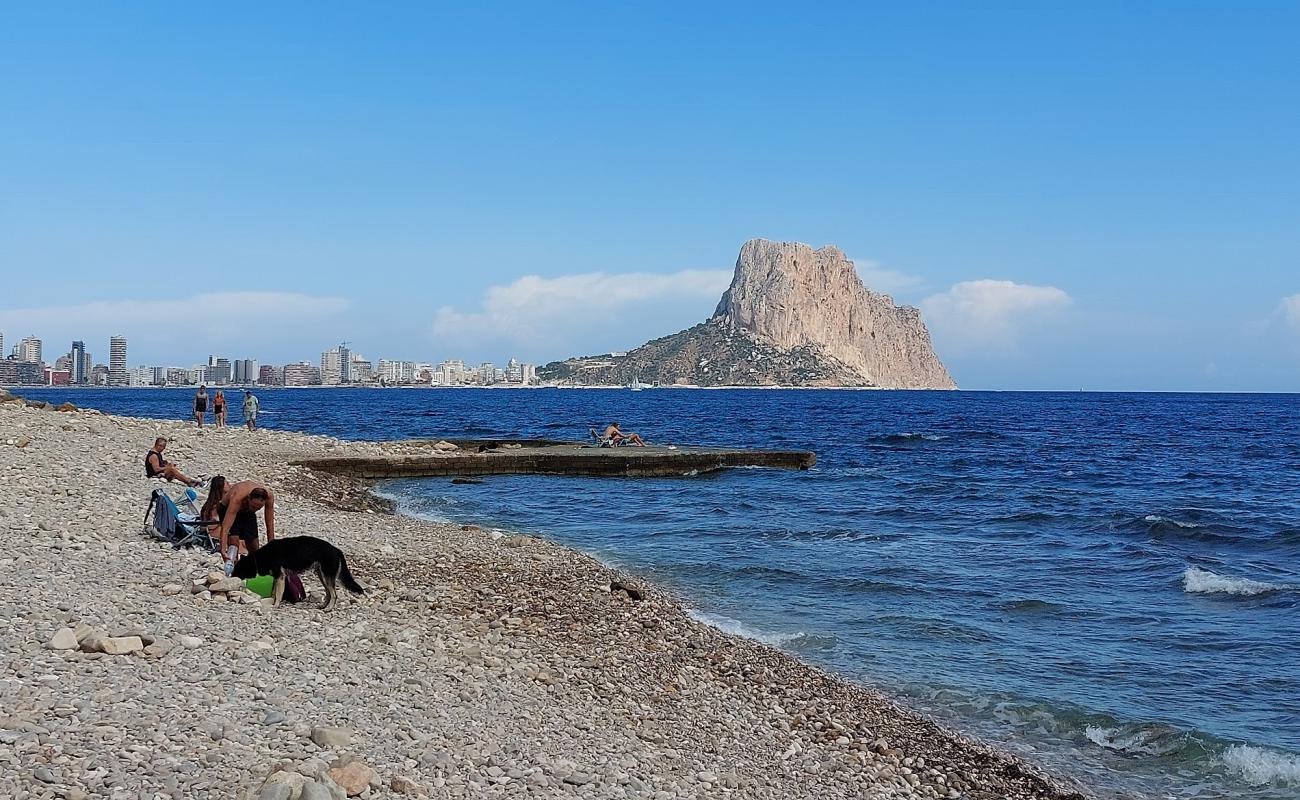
[0,330,540,387]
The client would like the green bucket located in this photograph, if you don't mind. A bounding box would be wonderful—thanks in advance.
[244,574,274,598]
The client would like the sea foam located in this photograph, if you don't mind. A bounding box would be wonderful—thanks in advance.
[1219,744,1300,786]
[688,610,836,651]
[1182,567,1286,597]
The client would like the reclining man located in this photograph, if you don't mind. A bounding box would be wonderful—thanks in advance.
[217,480,276,567]
[604,422,647,447]
[144,438,203,487]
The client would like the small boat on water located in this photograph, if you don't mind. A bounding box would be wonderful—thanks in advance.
[629,376,646,391]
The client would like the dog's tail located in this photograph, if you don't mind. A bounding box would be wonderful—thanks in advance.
[338,555,366,595]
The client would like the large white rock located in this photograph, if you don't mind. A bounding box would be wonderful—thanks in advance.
[713,239,955,388]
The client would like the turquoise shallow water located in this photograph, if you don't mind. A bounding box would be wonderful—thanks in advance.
[21,387,1300,799]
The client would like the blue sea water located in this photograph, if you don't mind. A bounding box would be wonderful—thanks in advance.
[16,387,1300,799]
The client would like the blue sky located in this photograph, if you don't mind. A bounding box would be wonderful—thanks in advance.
[1,2,1297,390]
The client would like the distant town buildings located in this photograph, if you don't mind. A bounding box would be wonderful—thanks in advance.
[0,328,539,389]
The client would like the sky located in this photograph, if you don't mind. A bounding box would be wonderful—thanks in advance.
[1,2,1297,391]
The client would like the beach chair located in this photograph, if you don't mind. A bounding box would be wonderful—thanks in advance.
[589,428,615,448]
[143,487,219,551]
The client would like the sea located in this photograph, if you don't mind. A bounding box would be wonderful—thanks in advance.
[16,387,1300,799]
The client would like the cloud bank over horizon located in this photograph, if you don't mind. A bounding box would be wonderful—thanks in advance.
[431,269,732,363]
[921,280,1073,352]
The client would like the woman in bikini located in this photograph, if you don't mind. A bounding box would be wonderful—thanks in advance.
[213,390,227,429]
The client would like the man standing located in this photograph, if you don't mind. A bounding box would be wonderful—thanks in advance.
[242,390,259,430]
[217,480,276,568]
[193,385,209,428]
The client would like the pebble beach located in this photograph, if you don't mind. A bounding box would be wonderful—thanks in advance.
[0,393,1089,800]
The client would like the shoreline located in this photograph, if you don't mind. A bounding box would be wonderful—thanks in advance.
[1,392,1089,799]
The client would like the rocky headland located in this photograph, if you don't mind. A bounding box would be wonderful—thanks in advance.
[541,240,956,389]
[0,391,1084,800]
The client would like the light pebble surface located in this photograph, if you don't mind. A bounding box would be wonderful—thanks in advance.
[0,394,1090,800]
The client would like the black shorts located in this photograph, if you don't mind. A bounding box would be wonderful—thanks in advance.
[223,509,259,542]
[195,402,207,412]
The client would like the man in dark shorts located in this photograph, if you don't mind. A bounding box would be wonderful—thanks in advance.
[193,385,209,428]
[217,480,276,564]
[144,437,202,486]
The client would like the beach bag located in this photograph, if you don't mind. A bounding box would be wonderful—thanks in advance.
[284,573,307,603]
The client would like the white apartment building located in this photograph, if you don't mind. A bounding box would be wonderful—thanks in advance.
[108,335,128,386]
[127,367,152,386]
[378,359,416,384]
[283,362,321,386]
[18,335,42,364]
[321,344,351,385]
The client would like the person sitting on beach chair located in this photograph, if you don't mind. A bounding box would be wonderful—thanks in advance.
[144,437,203,487]
[603,422,646,447]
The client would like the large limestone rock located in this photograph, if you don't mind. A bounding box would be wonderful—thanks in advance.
[541,239,955,388]
[714,239,954,388]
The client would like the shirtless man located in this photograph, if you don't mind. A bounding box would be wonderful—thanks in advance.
[217,480,276,565]
[604,422,646,447]
[144,438,202,486]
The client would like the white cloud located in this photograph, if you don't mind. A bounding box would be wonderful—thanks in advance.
[0,292,349,362]
[1280,294,1300,332]
[853,258,925,296]
[433,270,732,358]
[921,279,1071,350]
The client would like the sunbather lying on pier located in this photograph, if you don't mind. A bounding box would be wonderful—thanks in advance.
[604,422,646,447]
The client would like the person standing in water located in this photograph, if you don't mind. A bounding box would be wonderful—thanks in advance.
[193,385,209,428]
[242,390,259,430]
[213,390,227,429]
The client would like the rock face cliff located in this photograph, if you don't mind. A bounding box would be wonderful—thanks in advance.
[541,239,955,388]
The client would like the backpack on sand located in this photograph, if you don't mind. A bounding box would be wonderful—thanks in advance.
[284,573,307,603]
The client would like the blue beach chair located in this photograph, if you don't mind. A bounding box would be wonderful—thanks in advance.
[143,487,219,551]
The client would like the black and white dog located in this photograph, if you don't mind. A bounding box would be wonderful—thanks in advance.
[231,536,365,611]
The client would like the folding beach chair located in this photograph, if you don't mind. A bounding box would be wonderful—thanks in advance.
[589,428,615,448]
[143,487,219,551]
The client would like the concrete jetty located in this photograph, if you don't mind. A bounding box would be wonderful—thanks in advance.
[293,439,816,479]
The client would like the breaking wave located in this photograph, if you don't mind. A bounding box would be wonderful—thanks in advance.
[1182,567,1288,597]
[1219,745,1300,786]
[688,610,838,652]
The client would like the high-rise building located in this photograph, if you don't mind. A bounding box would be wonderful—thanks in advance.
[0,332,4,361]
[70,341,87,384]
[257,365,282,385]
[150,366,167,386]
[108,336,128,386]
[91,364,110,385]
[18,335,42,364]
[206,356,232,384]
[350,357,374,383]
[378,360,416,384]
[321,344,351,385]
[283,362,321,386]
[232,359,257,384]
